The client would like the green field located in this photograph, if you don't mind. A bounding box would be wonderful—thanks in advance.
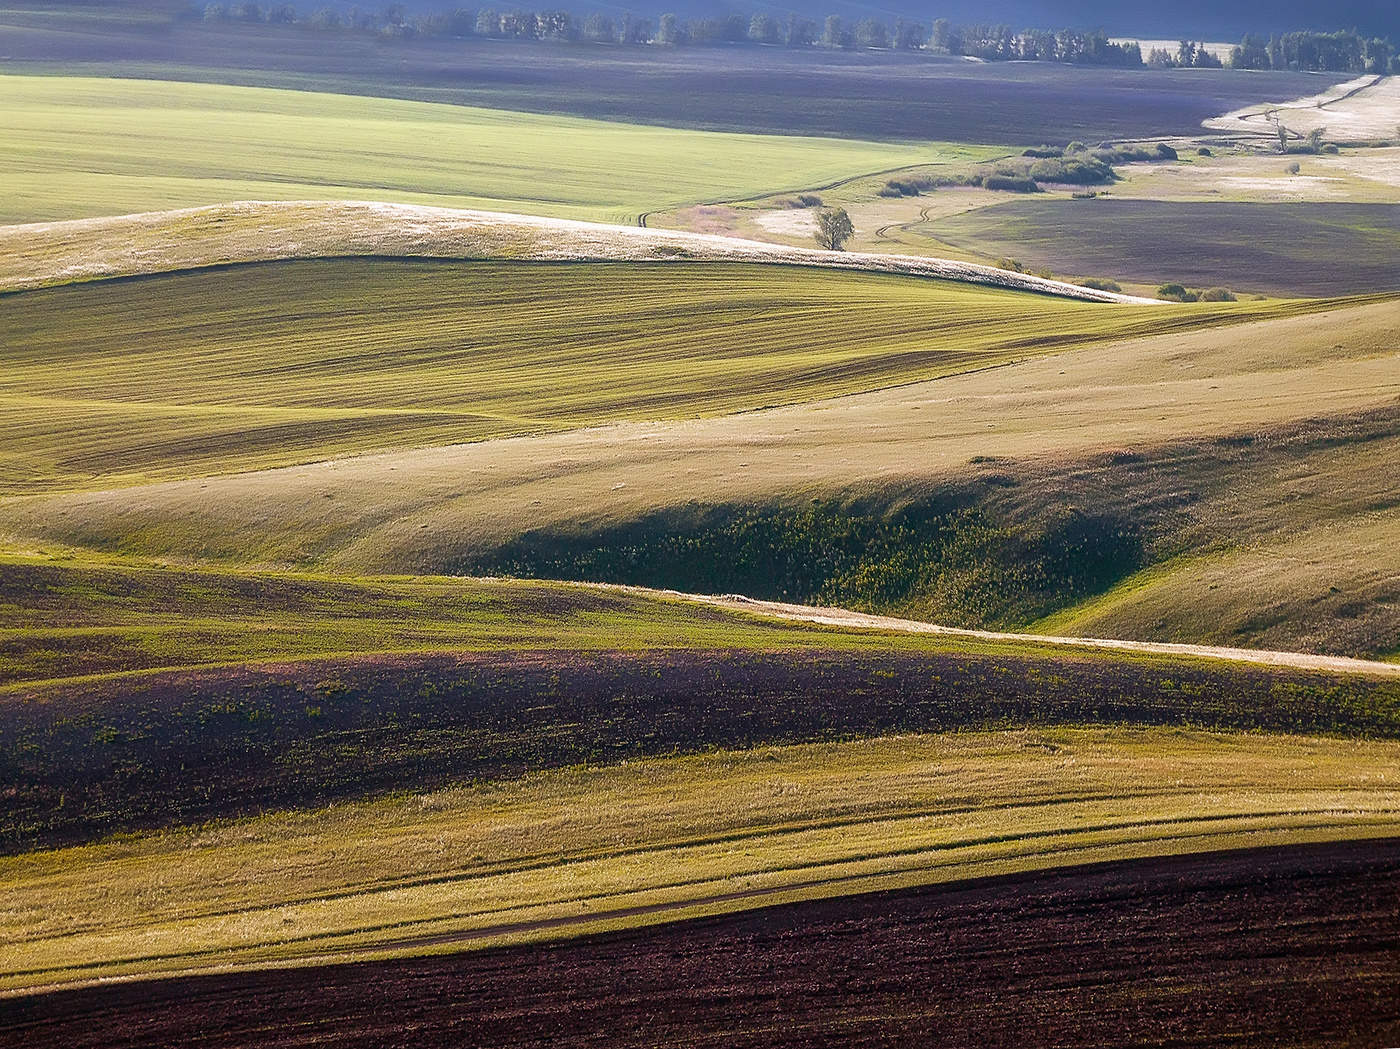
[3,58,1399,1029]
[5,288,1392,660]
[5,727,1397,991]
[0,258,1284,495]
[0,75,993,225]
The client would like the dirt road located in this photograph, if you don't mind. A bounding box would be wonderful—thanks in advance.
[630,586,1400,677]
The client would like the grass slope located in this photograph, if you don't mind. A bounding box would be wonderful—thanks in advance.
[0,258,1257,495]
[5,294,1388,569]
[0,75,980,224]
[4,728,1398,992]
[5,554,1400,850]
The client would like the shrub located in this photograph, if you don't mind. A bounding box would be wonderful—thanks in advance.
[1197,146,1213,157]
[1022,146,1064,158]
[1321,143,1340,154]
[1286,161,1302,175]
[1079,277,1122,292]
[1155,143,1179,160]
[1071,190,1098,199]
[996,258,1026,273]
[1028,156,1114,185]
[983,175,1039,193]
[881,178,922,196]
[795,194,822,208]
[1157,282,1189,301]
[1199,287,1236,302]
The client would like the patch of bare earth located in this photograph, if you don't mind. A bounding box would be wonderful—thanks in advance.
[4,841,1397,1049]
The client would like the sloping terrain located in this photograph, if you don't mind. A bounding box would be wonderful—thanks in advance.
[0,75,969,224]
[0,201,1151,300]
[0,256,1197,492]
[4,728,1398,991]
[5,841,1395,1049]
[6,291,1392,654]
[0,21,1347,143]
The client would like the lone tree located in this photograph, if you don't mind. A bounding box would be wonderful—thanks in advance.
[814,207,854,250]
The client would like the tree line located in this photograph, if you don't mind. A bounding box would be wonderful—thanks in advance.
[194,4,1399,74]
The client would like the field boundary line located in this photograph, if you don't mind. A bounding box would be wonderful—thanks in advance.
[596,584,1400,678]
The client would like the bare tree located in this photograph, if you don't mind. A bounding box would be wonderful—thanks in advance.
[814,207,854,251]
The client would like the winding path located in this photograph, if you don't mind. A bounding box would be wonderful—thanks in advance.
[605,584,1400,678]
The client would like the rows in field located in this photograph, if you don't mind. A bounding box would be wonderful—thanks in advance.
[7,607,1400,851]
[0,259,1269,494]
[4,728,1397,991]
[7,840,1395,1048]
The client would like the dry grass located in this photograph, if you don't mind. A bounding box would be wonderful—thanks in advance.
[3,727,1397,992]
[0,257,1216,495]
[1206,75,1400,143]
[5,295,1389,570]
[0,199,1153,301]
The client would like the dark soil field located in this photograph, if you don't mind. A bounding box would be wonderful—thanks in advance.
[6,839,1397,1049]
[7,647,1400,851]
[1,20,1343,144]
[935,200,1400,296]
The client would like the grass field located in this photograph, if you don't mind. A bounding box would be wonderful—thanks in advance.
[4,727,1398,992]
[5,293,1388,565]
[0,258,1267,494]
[0,75,985,225]
[933,199,1400,297]
[2,20,1397,1038]
[5,550,1400,850]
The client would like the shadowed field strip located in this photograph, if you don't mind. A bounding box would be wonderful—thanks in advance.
[4,840,1395,1049]
[2,728,1397,992]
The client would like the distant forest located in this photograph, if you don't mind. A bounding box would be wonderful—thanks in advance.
[194,5,1398,73]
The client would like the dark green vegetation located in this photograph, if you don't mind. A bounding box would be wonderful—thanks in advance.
[0,18,1342,144]
[934,200,1400,297]
[464,407,1400,656]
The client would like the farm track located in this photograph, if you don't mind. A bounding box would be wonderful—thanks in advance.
[4,839,1397,1048]
[613,586,1400,677]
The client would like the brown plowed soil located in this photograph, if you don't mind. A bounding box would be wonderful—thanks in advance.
[9,647,1400,852]
[5,840,1398,1048]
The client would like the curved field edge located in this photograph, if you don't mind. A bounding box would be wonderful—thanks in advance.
[3,728,1398,992]
[5,838,1396,1048]
[0,201,1158,302]
[3,291,1390,547]
[6,611,1400,851]
[0,74,996,226]
[1,258,1296,498]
